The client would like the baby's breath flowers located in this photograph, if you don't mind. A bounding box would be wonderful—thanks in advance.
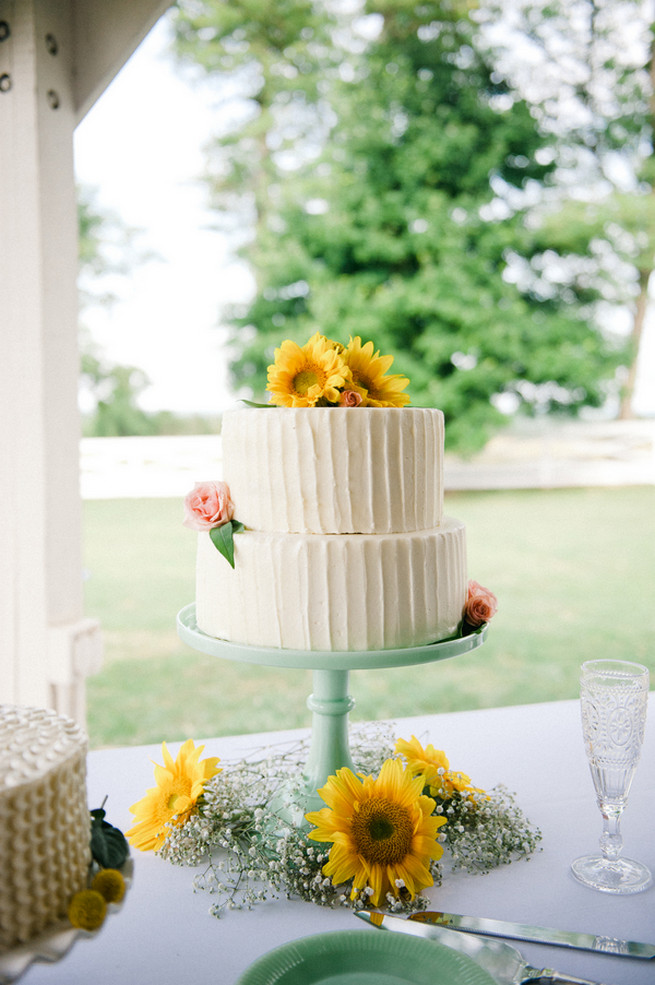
[444,784,542,874]
[129,725,540,918]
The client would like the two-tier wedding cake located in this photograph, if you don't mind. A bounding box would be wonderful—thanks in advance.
[184,333,482,653]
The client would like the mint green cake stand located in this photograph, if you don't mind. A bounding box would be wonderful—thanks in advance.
[177,603,487,820]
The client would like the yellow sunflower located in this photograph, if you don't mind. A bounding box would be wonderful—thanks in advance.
[126,739,221,852]
[395,735,486,802]
[266,332,352,406]
[305,758,446,907]
[342,336,410,407]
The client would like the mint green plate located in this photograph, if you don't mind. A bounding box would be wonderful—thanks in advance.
[236,930,497,985]
[177,603,487,670]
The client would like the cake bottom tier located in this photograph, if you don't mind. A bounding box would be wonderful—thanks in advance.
[195,517,467,652]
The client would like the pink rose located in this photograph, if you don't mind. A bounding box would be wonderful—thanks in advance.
[339,389,363,407]
[463,580,498,627]
[183,481,234,531]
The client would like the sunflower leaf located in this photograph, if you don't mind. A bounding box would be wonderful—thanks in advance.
[239,399,271,408]
[90,807,130,868]
[209,519,245,568]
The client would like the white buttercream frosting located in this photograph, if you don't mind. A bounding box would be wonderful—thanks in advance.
[0,706,91,952]
[196,406,468,651]
[196,518,467,651]
[222,407,444,534]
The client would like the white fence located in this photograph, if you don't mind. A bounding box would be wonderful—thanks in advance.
[79,420,655,500]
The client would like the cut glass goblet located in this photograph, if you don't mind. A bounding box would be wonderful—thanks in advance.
[571,659,651,894]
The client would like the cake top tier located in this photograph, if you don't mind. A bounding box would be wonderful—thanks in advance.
[0,705,87,790]
[221,406,445,535]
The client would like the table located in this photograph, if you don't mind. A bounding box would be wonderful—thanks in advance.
[19,698,655,985]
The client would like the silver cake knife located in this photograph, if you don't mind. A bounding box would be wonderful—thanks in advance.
[355,912,610,985]
[406,910,655,959]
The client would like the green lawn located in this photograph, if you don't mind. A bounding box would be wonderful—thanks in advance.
[83,486,655,748]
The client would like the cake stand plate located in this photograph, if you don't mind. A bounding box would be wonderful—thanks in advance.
[177,604,486,671]
[0,859,133,985]
[177,604,487,818]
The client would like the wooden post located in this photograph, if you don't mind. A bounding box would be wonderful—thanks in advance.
[0,0,168,724]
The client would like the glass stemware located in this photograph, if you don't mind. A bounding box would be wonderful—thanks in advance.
[571,659,651,894]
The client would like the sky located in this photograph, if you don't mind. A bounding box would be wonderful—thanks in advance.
[74,10,654,418]
[74,12,247,414]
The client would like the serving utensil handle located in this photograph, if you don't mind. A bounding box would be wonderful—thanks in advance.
[538,970,610,985]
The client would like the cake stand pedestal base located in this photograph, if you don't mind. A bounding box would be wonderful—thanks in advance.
[177,604,487,822]
[303,669,355,814]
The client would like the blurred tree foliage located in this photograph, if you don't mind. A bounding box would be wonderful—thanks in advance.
[78,189,220,436]
[172,0,336,250]
[483,0,653,420]
[172,0,645,451]
[78,188,154,436]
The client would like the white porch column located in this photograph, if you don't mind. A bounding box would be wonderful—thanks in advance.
[0,0,169,725]
[0,0,102,723]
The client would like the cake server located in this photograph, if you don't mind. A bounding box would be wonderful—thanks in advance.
[355,911,611,985]
[407,910,655,959]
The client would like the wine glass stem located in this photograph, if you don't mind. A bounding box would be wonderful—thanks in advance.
[599,807,623,861]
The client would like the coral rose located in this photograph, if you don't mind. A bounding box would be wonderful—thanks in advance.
[339,389,363,407]
[183,481,234,531]
[464,580,498,628]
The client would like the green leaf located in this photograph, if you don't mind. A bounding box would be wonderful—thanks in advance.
[240,399,271,408]
[209,519,245,568]
[90,807,130,869]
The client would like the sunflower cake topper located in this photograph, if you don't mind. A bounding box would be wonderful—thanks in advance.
[266,332,411,408]
[184,332,411,566]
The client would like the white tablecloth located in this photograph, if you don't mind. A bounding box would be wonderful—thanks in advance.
[17,699,655,985]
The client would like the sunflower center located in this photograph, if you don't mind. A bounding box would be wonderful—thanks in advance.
[351,796,414,865]
[293,369,321,394]
[352,371,372,392]
[165,778,192,814]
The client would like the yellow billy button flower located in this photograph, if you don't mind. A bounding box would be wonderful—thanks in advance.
[305,757,446,907]
[68,889,107,931]
[91,868,126,904]
[126,739,221,852]
[266,332,352,406]
[342,336,410,407]
[395,735,487,802]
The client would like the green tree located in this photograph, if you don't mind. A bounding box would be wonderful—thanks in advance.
[78,188,155,436]
[224,0,627,450]
[91,365,158,437]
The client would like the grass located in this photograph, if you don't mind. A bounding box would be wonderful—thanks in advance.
[83,486,655,748]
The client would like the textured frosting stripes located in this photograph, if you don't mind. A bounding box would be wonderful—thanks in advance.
[222,407,444,535]
[196,519,467,651]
